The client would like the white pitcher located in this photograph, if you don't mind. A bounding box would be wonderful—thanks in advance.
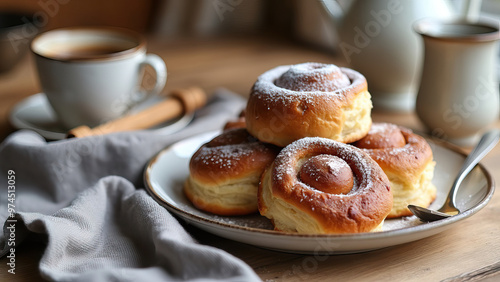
[318,0,456,112]
[414,19,500,146]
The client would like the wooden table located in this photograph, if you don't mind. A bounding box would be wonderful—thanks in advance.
[1,35,500,281]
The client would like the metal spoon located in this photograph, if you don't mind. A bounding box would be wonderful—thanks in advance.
[408,130,500,222]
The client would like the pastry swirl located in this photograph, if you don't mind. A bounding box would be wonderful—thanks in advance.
[185,128,280,215]
[246,62,372,147]
[352,123,437,218]
[258,137,392,234]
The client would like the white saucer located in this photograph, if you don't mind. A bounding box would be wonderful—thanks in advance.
[9,93,194,140]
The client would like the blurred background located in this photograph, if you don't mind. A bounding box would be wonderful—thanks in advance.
[0,0,341,78]
[0,0,499,139]
[0,0,358,61]
[1,0,499,69]
[0,0,301,43]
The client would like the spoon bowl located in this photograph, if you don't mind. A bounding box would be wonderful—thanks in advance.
[408,130,500,222]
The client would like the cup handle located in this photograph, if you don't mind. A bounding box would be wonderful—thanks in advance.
[132,53,167,104]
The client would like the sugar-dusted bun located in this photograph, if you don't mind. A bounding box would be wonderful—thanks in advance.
[352,123,437,218]
[354,123,406,149]
[185,128,280,216]
[246,62,372,147]
[258,137,392,234]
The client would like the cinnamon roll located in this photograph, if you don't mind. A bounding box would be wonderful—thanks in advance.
[352,123,437,218]
[185,128,280,216]
[258,137,392,234]
[246,62,372,147]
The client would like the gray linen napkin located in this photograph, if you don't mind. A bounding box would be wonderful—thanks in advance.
[0,89,260,281]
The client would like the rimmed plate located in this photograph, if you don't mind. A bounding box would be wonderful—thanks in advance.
[9,93,193,140]
[144,131,495,254]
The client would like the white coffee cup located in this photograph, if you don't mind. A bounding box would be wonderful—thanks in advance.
[31,27,167,129]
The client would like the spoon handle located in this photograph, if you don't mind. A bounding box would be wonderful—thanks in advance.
[448,130,500,207]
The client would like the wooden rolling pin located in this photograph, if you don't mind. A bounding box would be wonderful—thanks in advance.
[67,87,207,138]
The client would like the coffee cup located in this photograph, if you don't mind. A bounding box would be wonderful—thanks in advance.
[31,27,167,129]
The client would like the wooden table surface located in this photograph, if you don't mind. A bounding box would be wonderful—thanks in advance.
[1,35,500,282]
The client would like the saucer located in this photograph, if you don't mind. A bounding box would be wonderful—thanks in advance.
[9,93,194,140]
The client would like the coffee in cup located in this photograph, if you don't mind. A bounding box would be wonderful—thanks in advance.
[31,27,167,129]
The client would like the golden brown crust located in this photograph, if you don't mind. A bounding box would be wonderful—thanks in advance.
[298,155,354,194]
[189,128,279,185]
[245,63,372,147]
[354,123,406,149]
[223,110,246,131]
[352,123,434,186]
[185,128,280,215]
[352,123,436,218]
[258,137,393,234]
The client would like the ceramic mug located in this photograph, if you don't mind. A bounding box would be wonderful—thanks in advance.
[31,27,167,129]
[414,19,500,146]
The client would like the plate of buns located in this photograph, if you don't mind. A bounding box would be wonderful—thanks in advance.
[144,63,494,254]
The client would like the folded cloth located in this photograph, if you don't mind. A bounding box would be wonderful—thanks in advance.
[0,89,259,281]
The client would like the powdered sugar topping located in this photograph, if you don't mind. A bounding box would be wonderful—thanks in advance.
[274,63,350,92]
[251,63,367,108]
[368,122,397,135]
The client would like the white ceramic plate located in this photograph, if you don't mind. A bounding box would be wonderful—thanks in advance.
[9,93,193,140]
[144,131,495,254]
